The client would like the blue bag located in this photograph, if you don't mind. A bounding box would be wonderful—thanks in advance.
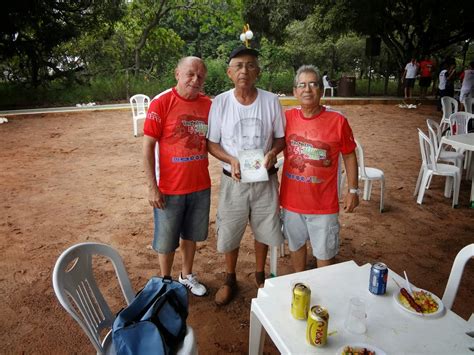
[112,277,188,355]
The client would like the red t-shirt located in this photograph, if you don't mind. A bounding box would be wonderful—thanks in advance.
[143,88,212,195]
[280,107,356,214]
[419,60,433,78]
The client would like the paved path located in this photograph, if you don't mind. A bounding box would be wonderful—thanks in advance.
[0,96,435,116]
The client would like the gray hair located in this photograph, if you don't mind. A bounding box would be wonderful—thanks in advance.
[177,56,207,73]
[293,65,323,89]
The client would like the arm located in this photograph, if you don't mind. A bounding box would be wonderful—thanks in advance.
[207,140,241,181]
[342,150,359,213]
[263,137,285,169]
[143,135,165,209]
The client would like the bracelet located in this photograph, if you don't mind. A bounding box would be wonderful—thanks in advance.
[349,188,360,194]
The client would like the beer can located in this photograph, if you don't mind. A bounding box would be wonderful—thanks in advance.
[306,305,329,347]
[291,283,311,320]
[369,262,388,295]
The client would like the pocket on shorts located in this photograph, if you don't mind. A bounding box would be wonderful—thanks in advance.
[326,223,340,251]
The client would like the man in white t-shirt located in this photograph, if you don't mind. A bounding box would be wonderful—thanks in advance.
[402,58,419,98]
[207,46,285,305]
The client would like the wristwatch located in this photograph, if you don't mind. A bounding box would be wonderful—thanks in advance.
[349,188,360,195]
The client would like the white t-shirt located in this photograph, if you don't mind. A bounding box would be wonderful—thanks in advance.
[405,62,418,79]
[438,69,447,90]
[207,88,285,172]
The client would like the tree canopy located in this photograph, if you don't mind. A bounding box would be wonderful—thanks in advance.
[246,0,474,70]
[0,1,124,86]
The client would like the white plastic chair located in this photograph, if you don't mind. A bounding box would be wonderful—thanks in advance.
[449,111,473,136]
[442,243,474,310]
[461,96,472,113]
[130,94,150,137]
[322,75,336,97]
[426,119,464,174]
[52,242,197,355]
[414,129,460,208]
[449,112,474,178]
[440,96,458,132]
[340,139,385,212]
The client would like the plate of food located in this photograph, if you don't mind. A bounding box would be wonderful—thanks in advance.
[337,343,386,355]
[393,286,444,317]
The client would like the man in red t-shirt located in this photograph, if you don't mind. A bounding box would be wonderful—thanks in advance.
[143,57,211,296]
[419,56,434,99]
[280,65,359,271]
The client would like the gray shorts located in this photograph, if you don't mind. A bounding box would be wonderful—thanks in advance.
[216,173,283,253]
[152,188,210,254]
[282,209,340,260]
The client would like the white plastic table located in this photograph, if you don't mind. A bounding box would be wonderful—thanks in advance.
[249,261,472,354]
[441,133,474,207]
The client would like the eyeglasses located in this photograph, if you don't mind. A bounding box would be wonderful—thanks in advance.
[229,62,258,71]
[295,82,319,89]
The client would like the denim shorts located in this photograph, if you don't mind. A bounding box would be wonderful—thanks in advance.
[152,188,210,254]
[282,209,340,260]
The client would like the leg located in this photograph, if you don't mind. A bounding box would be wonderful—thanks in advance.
[180,239,196,276]
[215,249,239,305]
[178,189,210,296]
[316,257,335,268]
[255,241,268,288]
[255,240,268,273]
[158,252,175,277]
[152,195,184,277]
[225,248,239,274]
[290,244,307,272]
[249,175,283,286]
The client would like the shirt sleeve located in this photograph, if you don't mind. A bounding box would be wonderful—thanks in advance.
[206,97,222,143]
[340,117,356,154]
[143,98,163,140]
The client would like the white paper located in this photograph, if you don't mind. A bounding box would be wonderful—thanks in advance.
[238,149,269,183]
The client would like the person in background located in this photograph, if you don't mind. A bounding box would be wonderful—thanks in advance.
[459,61,474,111]
[280,65,359,272]
[419,55,433,99]
[443,57,457,98]
[143,56,211,297]
[207,46,285,305]
[402,58,418,99]
[438,63,449,111]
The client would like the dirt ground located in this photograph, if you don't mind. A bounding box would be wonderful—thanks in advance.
[0,103,472,354]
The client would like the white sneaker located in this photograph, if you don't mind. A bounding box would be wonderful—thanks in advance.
[179,273,207,296]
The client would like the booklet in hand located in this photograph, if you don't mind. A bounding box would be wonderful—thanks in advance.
[238,149,269,183]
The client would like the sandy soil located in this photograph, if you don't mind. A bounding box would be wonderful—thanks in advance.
[0,103,472,354]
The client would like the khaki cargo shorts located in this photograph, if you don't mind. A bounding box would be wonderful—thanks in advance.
[216,173,283,252]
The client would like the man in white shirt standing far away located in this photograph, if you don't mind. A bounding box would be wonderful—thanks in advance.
[402,57,419,99]
[207,46,285,305]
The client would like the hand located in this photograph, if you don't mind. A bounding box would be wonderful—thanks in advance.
[343,192,359,213]
[230,157,241,181]
[148,186,165,209]
[263,151,277,169]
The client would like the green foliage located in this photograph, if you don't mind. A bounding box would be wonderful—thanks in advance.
[258,69,294,95]
[0,1,125,86]
[203,59,233,96]
[2,0,472,108]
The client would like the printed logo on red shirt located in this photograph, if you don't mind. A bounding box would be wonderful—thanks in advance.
[287,134,332,172]
[172,114,208,151]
